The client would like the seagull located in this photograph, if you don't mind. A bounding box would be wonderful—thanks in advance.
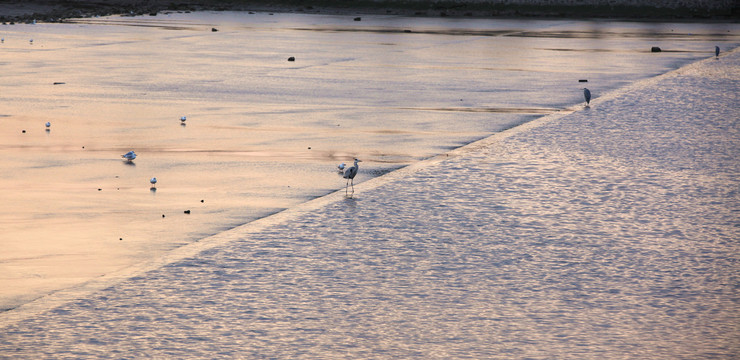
[180,116,186,123]
[715,46,720,58]
[583,88,591,105]
[45,122,51,128]
[150,177,157,186]
[343,158,361,195]
[337,163,346,172]
[121,150,137,161]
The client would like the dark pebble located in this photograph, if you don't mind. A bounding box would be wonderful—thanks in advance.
[288,56,295,61]
[162,214,166,218]
[184,210,191,214]
[651,46,662,52]
[200,200,204,203]
[22,130,26,133]
[579,79,588,82]
[354,17,361,21]
[212,28,218,32]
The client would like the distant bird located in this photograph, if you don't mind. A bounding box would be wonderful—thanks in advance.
[45,122,51,128]
[343,158,361,195]
[337,163,346,172]
[715,46,720,58]
[583,88,591,105]
[29,39,33,44]
[150,177,157,186]
[180,116,186,123]
[121,150,137,161]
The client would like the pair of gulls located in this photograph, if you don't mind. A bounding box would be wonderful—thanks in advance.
[120,151,156,186]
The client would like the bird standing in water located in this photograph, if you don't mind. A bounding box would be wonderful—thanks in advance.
[715,46,720,58]
[583,88,591,105]
[343,158,361,195]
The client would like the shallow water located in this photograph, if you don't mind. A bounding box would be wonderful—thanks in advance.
[0,12,737,310]
[0,46,737,360]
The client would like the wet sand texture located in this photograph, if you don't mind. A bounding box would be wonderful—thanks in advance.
[0,37,738,359]
[1,13,736,312]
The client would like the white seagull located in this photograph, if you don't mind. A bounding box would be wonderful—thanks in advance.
[343,158,361,195]
[150,177,157,186]
[45,122,51,128]
[121,150,137,161]
[180,116,187,123]
[337,163,346,172]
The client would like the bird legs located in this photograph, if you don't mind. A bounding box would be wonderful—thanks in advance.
[345,178,354,196]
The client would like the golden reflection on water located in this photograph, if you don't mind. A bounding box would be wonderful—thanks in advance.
[0,12,737,313]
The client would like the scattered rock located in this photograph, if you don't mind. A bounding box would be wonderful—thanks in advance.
[354,17,361,21]
[119,238,123,240]
[579,79,588,82]
[200,200,204,203]
[211,27,218,32]
[651,46,662,52]
[53,82,65,85]
[162,214,165,218]
[288,56,295,61]
[184,210,191,214]
[21,130,26,133]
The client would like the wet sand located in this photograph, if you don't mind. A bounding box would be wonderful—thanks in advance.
[1,11,738,314]
[0,39,737,360]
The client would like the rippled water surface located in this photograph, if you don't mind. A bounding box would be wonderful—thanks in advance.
[0,12,737,311]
